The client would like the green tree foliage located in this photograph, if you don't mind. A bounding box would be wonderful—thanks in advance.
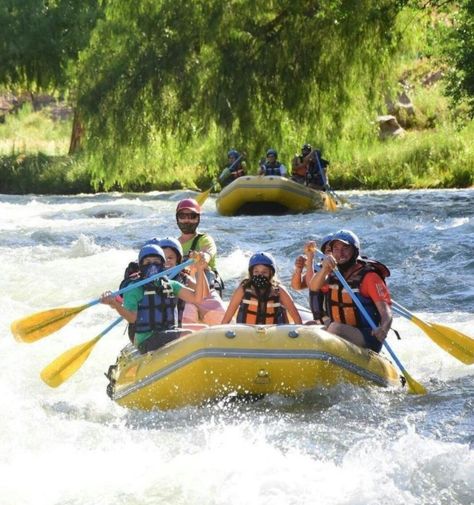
[444,0,474,116]
[76,0,408,184]
[0,0,100,90]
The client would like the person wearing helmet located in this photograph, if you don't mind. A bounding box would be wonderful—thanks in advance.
[218,149,247,187]
[100,244,209,353]
[291,143,314,184]
[291,234,334,324]
[175,198,226,325]
[221,252,302,324]
[305,147,329,191]
[309,230,393,353]
[258,148,287,176]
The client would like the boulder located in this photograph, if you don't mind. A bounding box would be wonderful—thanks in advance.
[376,115,405,139]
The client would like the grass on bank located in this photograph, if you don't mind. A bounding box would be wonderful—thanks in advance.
[0,88,473,194]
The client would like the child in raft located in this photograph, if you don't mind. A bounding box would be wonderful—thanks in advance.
[221,252,302,324]
[290,235,333,325]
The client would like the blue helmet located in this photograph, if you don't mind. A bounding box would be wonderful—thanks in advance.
[158,237,183,263]
[320,233,335,252]
[138,244,165,264]
[248,252,276,274]
[329,230,360,252]
[228,149,239,159]
[266,148,277,158]
[144,237,161,246]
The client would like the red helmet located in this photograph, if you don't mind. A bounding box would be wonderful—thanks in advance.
[176,198,201,214]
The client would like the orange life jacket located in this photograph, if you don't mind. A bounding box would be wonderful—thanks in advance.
[325,259,390,329]
[236,283,288,324]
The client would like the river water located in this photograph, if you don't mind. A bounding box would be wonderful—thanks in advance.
[1,189,473,505]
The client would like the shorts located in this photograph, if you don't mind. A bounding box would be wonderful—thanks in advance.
[361,327,383,353]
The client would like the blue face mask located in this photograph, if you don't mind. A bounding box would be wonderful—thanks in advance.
[142,263,164,279]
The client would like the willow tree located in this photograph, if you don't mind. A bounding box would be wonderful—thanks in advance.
[77,0,407,185]
[444,0,474,116]
[0,0,100,150]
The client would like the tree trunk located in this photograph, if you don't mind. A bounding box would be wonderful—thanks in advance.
[69,108,85,154]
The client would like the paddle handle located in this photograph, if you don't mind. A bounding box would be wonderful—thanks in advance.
[87,259,195,308]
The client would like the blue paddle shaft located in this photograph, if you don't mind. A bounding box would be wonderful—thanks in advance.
[87,259,195,308]
[316,250,409,374]
[98,317,124,337]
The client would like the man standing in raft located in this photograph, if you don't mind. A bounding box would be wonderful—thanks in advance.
[309,230,393,352]
[175,198,226,324]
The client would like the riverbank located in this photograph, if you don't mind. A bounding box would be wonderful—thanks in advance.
[0,102,473,194]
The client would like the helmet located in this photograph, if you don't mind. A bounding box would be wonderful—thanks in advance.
[266,148,277,158]
[302,143,312,154]
[248,252,276,274]
[329,230,360,252]
[320,233,334,252]
[227,149,239,159]
[176,198,201,214]
[159,237,183,263]
[138,244,165,264]
[144,237,161,246]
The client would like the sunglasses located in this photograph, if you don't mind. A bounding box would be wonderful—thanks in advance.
[177,211,199,220]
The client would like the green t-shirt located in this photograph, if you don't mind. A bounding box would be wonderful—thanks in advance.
[123,279,183,346]
[181,233,217,270]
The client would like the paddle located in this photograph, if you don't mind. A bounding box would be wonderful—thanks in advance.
[316,250,427,394]
[313,151,349,209]
[40,317,124,388]
[11,259,194,344]
[196,153,244,206]
[392,301,474,365]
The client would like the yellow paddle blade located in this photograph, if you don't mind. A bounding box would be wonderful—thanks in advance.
[404,371,427,395]
[411,316,474,365]
[324,193,338,212]
[40,336,101,388]
[11,305,88,343]
[195,187,212,206]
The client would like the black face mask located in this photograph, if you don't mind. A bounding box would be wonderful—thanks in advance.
[141,263,164,279]
[251,274,270,290]
[176,216,200,234]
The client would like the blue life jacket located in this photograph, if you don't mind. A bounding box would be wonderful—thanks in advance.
[263,161,283,176]
[134,277,179,333]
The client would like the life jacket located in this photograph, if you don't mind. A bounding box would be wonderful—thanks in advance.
[173,270,193,327]
[262,161,283,176]
[309,290,327,323]
[183,233,225,295]
[236,282,288,324]
[306,150,328,187]
[292,155,307,178]
[134,277,179,333]
[228,161,246,179]
[324,258,390,330]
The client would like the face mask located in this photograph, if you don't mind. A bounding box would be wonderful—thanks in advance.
[142,263,164,279]
[176,215,200,234]
[251,274,270,290]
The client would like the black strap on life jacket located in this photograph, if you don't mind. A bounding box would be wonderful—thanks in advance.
[186,233,225,295]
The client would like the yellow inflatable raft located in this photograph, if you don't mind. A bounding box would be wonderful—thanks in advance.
[215,176,326,216]
[106,324,402,410]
